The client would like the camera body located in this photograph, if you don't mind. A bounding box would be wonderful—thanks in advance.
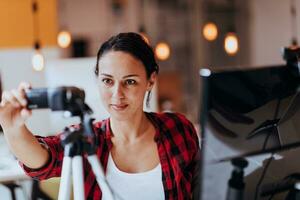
[25,87,85,113]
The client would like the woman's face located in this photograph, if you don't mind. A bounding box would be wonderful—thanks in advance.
[97,51,156,120]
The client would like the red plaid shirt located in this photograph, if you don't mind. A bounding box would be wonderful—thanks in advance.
[20,112,200,199]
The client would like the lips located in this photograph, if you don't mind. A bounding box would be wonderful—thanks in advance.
[110,104,128,111]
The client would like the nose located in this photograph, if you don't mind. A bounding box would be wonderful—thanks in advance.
[112,83,125,99]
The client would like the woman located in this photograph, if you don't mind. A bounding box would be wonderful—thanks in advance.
[0,32,200,199]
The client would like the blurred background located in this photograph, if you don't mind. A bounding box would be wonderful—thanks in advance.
[0,0,299,199]
[1,0,300,127]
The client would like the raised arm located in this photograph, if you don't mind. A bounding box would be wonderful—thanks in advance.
[0,82,49,169]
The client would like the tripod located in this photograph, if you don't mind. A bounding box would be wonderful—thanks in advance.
[57,103,115,200]
[226,158,248,200]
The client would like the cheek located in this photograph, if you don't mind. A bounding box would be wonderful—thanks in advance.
[99,86,111,101]
[127,88,147,100]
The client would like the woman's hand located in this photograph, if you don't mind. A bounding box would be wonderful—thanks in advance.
[0,82,32,130]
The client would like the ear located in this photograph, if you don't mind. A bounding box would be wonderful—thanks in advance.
[147,72,157,91]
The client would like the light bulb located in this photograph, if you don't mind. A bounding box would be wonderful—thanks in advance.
[57,31,72,48]
[140,32,150,44]
[32,51,44,71]
[203,22,218,41]
[224,33,239,55]
[155,42,170,61]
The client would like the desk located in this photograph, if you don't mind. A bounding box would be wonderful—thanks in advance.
[0,135,53,200]
[0,135,29,182]
[0,163,29,183]
[0,135,31,200]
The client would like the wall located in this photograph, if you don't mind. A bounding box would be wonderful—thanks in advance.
[57,0,141,57]
[0,48,60,134]
[249,0,300,66]
[0,0,57,48]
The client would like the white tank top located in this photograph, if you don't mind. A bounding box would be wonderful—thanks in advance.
[106,153,165,200]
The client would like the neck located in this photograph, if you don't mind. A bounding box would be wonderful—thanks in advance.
[110,111,150,142]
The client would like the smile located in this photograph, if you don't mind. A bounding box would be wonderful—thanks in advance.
[110,104,128,111]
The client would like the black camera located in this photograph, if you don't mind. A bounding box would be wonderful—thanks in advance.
[25,87,85,114]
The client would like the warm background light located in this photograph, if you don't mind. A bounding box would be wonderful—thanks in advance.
[57,31,72,48]
[139,32,150,44]
[224,33,239,55]
[203,22,218,41]
[155,42,170,60]
[32,51,45,71]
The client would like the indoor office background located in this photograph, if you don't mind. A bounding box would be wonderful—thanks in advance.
[0,0,299,199]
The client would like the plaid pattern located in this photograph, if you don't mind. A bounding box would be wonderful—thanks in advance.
[20,112,199,200]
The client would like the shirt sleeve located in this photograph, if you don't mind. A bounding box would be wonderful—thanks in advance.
[19,135,64,180]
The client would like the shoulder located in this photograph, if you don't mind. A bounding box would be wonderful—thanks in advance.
[148,112,199,146]
[148,111,188,121]
[149,112,195,131]
[149,112,200,167]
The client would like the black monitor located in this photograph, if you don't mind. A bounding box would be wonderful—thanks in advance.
[199,64,300,200]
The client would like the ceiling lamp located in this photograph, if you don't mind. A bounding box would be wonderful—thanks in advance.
[57,30,72,48]
[224,32,239,56]
[203,22,218,41]
[155,42,170,61]
[138,26,150,44]
[32,49,45,71]
[31,0,45,71]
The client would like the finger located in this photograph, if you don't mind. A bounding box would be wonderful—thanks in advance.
[1,91,8,106]
[2,91,21,108]
[18,82,31,96]
[11,89,27,107]
[18,82,31,89]
[20,108,32,119]
[18,82,31,105]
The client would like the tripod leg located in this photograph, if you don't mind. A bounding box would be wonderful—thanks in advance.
[87,155,115,200]
[58,156,72,200]
[72,156,85,200]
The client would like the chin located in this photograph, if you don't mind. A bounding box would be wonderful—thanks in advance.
[108,108,129,120]
[110,112,131,121]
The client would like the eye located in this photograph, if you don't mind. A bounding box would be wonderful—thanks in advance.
[102,78,113,86]
[125,79,137,85]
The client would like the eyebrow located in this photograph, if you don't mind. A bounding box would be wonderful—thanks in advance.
[100,73,140,78]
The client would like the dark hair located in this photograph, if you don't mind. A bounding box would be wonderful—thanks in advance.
[94,32,159,78]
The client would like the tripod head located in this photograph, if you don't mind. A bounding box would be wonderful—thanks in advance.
[282,46,300,76]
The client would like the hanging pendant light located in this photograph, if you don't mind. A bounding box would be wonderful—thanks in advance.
[32,42,44,71]
[31,0,45,71]
[155,42,170,61]
[290,0,299,47]
[224,32,239,56]
[203,22,218,41]
[57,30,72,48]
[138,26,150,45]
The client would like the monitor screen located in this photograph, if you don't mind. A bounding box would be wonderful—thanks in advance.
[199,64,300,200]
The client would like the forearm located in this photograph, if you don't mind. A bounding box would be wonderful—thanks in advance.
[3,125,49,169]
